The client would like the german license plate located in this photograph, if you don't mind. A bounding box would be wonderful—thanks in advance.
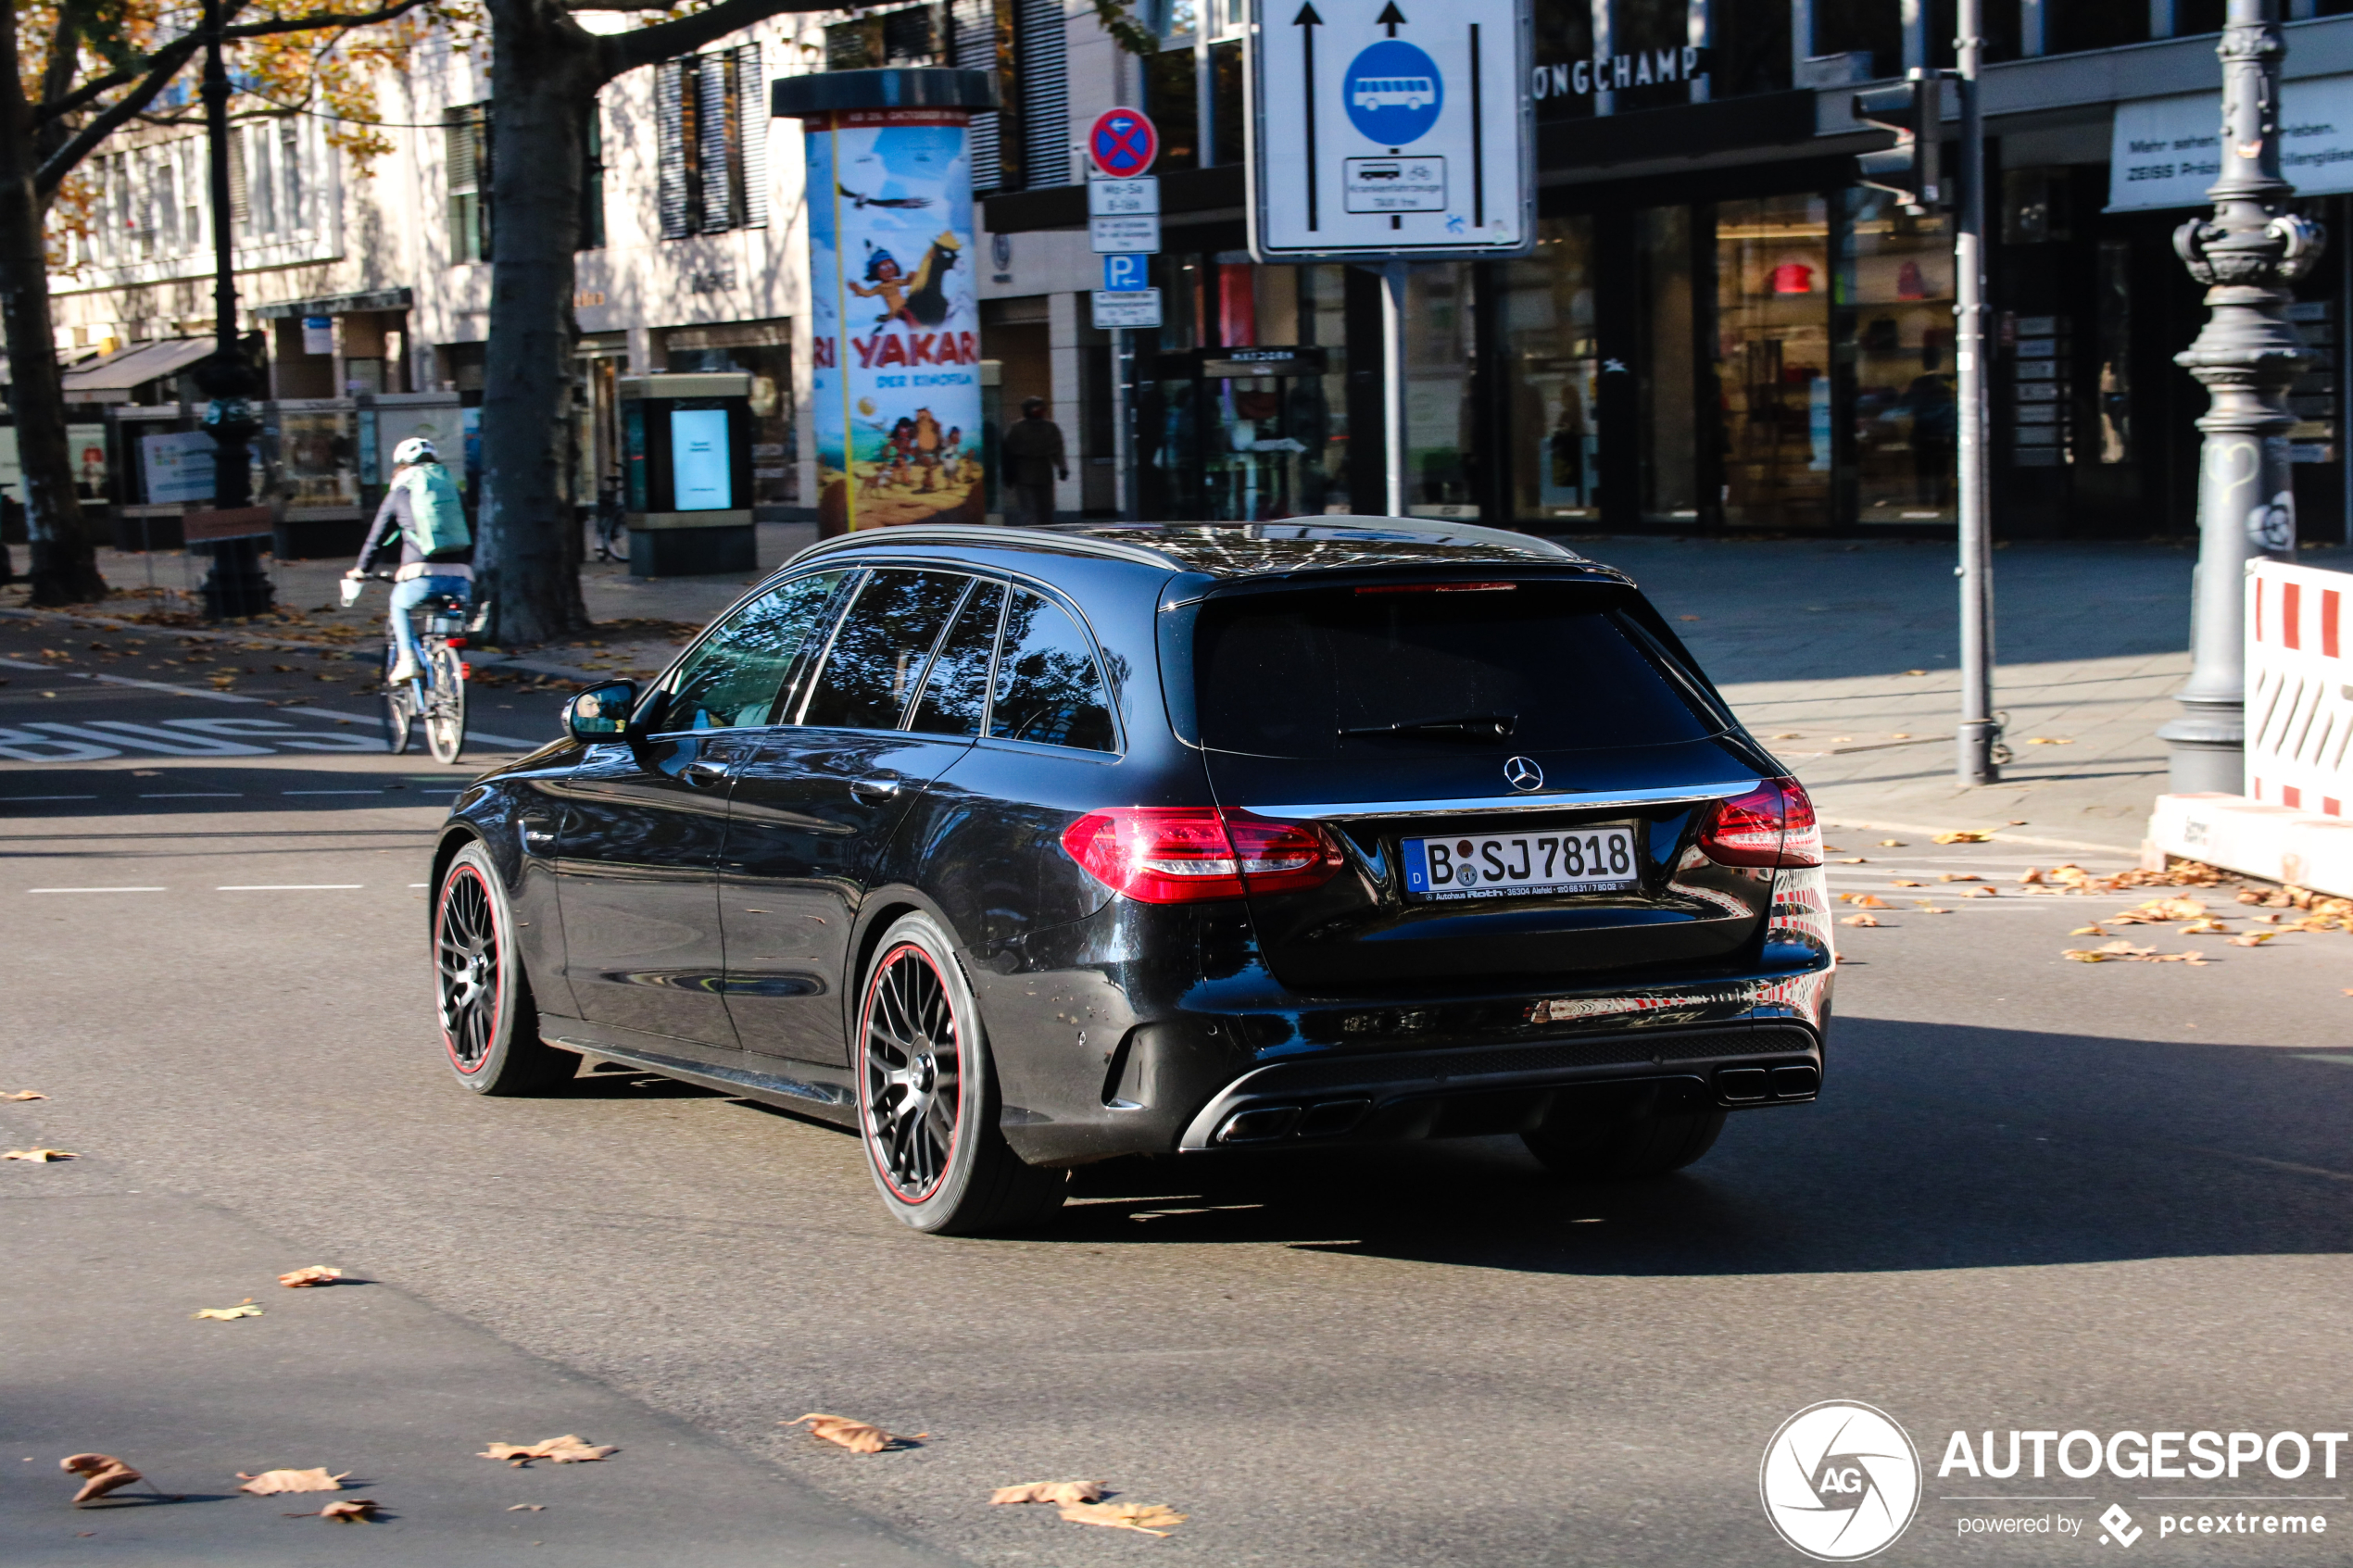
[1402,825,1639,900]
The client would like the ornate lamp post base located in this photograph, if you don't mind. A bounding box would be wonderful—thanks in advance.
[2163,0,2322,794]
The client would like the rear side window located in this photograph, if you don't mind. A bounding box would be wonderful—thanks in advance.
[909,580,1005,737]
[988,590,1115,752]
[1192,582,1722,757]
[659,569,849,731]
[799,570,968,731]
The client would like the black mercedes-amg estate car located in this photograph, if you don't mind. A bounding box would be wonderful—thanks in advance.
[428,521,1832,1233]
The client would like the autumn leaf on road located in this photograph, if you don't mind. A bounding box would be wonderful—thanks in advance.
[508,1503,546,1512]
[1939,873,1982,883]
[2063,940,2209,965]
[1838,914,1881,927]
[2019,867,2046,884]
[2227,932,2278,947]
[4,1090,46,1101]
[194,1300,262,1321]
[60,1454,143,1505]
[1879,839,1907,847]
[1891,879,1922,887]
[4,1148,75,1161]
[2070,925,2108,937]
[238,1468,348,1495]
[1059,1501,1188,1537]
[784,1414,916,1454]
[287,1499,378,1523]
[991,1481,1109,1505]
[479,1436,619,1466]
[2023,736,2073,745]
[1932,830,1994,844]
[1915,905,1952,914]
[277,1267,345,1288]
[1840,894,1889,909]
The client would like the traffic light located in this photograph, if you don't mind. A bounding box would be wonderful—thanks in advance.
[1854,70,1943,213]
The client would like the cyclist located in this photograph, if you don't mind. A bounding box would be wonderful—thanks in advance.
[347,437,472,683]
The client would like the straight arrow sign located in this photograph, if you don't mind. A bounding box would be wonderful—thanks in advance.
[1296,3,1322,229]
[1376,1,1404,34]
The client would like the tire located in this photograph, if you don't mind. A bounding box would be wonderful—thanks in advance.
[1521,1084,1726,1180]
[382,642,413,755]
[434,842,578,1096]
[424,644,467,765]
[854,912,1066,1235]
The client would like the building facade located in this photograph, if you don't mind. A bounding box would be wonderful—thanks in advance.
[21,0,2353,550]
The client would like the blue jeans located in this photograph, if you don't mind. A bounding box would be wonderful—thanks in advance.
[387,576,470,668]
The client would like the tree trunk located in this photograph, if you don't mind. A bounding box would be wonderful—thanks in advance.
[0,7,107,607]
[478,0,598,646]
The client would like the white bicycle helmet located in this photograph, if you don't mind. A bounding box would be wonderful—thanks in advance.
[393,436,439,465]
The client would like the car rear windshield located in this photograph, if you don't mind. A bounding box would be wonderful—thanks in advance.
[1192,581,1726,758]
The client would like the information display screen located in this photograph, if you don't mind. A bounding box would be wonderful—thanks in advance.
[669,408,732,511]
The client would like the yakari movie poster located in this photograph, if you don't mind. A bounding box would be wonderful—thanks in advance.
[808,109,985,531]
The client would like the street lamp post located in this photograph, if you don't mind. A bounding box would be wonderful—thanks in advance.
[194,0,274,620]
[2161,0,2320,792]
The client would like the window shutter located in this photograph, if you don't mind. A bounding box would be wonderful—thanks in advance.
[698,52,742,232]
[656,57,695,238]
[952,0,1005,192]
[736,44,766,227]
[227,127,248,236]
[1016,0,1067,189]
[579,99,606,250]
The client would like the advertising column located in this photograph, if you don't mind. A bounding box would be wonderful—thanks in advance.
[779,69,1001,533]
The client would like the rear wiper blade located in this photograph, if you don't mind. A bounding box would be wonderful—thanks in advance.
[1339,713,1517,739]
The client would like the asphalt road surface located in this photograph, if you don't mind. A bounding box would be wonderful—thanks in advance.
[6,610,2353,1566]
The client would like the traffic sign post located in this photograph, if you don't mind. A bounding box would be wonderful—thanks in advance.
[1085,108,1159,521]
[1247,0,1530,517]
[1088,108,1160,179]
[1246,0,1532,262]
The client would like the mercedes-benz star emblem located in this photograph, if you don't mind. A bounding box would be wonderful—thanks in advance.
[1504,757,1543,792]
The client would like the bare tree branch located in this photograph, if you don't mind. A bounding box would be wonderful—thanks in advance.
[35,39,206,194]
[599,0,829,77]
[36,0,424,125]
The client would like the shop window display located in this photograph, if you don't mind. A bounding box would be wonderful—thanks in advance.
[1500,216,1600,521]
[1717,192,1831,528]
[1404,263,1476,515]
[1842,190,1956,522]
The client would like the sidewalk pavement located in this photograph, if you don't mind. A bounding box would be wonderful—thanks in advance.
[6,525,2296,856]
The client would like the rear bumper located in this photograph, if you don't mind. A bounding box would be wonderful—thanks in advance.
[1174,1021,1820,1150]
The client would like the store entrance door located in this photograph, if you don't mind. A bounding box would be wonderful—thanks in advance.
[1142,346,1330,521]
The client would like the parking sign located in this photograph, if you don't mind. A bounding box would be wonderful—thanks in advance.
[1248,0,1532,261]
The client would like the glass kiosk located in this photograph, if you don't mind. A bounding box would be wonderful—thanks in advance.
[620,371,756,576]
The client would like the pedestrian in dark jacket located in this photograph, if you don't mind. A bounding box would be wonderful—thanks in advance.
[1000,396,1067,528]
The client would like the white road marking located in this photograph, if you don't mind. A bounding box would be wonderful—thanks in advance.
[217,884,364,891]
[282,789,384,797]
[30,886,166,894]
[0,656,547,747]
[3,794,97,801]
[140,792,243,799]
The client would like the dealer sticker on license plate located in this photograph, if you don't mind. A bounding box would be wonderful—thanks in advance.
[1402,825,1639,900]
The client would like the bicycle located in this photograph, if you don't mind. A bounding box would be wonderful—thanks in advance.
[345,570,472,764]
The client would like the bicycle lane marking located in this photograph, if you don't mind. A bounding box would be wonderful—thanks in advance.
[0,656,548,749]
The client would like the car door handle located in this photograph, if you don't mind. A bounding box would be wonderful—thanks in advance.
[849,777,900,803]
[682,759,733,789]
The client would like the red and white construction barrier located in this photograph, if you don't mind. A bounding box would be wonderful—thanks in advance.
[2147,558,2353,897]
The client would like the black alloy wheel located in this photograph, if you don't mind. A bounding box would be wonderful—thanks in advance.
[434,843,578,1095]
[862,939,964,1202]
[854,912,1066,1234]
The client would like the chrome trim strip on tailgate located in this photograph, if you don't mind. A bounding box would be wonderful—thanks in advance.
[1247,780,1761,821]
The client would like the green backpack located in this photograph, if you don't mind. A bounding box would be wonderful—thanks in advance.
[396,463,471,558]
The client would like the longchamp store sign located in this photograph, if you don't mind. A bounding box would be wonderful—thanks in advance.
[2110,72,2353,210]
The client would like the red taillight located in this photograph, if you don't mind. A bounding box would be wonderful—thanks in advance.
[446,636,468,649]
[1698,776,1821,868]
[1059,808,1344,903]
[459,662,472,681]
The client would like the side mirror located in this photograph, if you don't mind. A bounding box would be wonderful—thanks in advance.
[564,681,638,742]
